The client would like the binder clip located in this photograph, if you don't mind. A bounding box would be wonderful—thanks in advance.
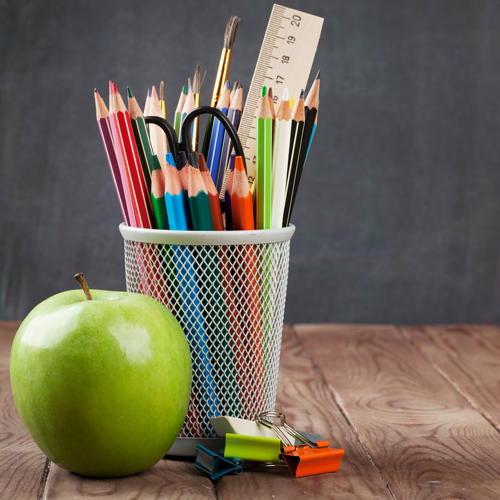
[224,433,282,463]
[257,412,345,478]
[195,445,243,480]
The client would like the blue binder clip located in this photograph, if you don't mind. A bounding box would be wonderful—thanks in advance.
[195,445,243,480]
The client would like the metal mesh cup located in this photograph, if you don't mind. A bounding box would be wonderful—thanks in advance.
[119,224,295,456]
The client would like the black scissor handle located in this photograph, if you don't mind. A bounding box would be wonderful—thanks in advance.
[180,106,247,174]
[144,116,180,168]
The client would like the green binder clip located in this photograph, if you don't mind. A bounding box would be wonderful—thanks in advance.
[223,433,282,463]
[195,445,243,480]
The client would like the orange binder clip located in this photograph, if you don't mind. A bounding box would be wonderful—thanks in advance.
[257,412,345,478]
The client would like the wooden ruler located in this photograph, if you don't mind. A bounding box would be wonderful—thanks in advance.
[238,4,324,187]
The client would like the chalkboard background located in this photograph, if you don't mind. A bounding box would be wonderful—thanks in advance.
[2,0,500,324]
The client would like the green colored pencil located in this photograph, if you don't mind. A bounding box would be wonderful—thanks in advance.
[174,86,187,138]
[256,86,273,230]
[150,158,169,229]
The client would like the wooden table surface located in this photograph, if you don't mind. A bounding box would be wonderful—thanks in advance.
[3,321,500,499]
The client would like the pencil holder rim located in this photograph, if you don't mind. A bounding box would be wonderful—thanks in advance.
[119,223,295,245]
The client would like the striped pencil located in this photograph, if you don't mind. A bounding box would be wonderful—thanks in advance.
[282,90,305,228]
[255,86,273,229]
[271,88,292,229]
[109,82,153,228]
[206,80,231,186]
[149,86,168,169]
[287,72,320,223]
[180,86,195,142]
[94,89,131,225]
[217,84,243,196]
[174,86,187,138]
[128,86,155,194]
[164,157,219,431]
[198,154,224,231]
[224,154,236,231]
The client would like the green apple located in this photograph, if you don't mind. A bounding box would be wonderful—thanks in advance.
[10,277,191,478]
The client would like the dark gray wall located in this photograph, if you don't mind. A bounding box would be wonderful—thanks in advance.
[2,0,500,324]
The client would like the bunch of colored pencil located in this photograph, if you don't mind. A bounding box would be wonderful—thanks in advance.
[254,71,320,230]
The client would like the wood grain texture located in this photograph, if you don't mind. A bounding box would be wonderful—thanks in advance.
[402,325,500,429]
[295,324,500,500]
[43,460,215,500]
[0,321,47,500]
[215,325,392,500]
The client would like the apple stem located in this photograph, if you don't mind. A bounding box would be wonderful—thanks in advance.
[74,273,93,301]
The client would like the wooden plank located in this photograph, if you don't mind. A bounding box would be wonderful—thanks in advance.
[402,325,500,429]
[0,321,47,500]
[215,325,392,500]
[43,461,215,500]
[296,324,500,500]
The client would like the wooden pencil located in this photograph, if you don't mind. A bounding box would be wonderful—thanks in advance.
[94,89,130,225]
[255,85,273,230]
[287,71,320,224]
[150,158,169,229]
[174,86,187,138]
[267,86,276,125]
[217,84,243,196]
[198,154,224,231]
[163,158,189,231]
[177,151,193,230]
[144,88,151,117]
[206,80,231,186]
[282,90,305,228]
[128,86,155,194]
[201,16,240,158]
[231,156,254,231]
[224,154,236,231]
[230,81,239,102]
[109,82,153,229]
[149,86,168,168]
[180,86,195,142]
[271,88,292,229]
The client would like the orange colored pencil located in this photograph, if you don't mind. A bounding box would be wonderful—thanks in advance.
[231,156,255,230]
[198,154,224,231]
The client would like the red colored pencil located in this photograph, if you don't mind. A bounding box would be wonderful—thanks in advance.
[109,82,154,229]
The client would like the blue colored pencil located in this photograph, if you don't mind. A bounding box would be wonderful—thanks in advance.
[177,152,194,230]
[217,84,243,195]
[163,154,220,427]
[206,80,231,186]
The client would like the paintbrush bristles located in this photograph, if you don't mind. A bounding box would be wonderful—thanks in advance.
[224,16,240,50]
[159,81,165,101]
[193,65,201,94]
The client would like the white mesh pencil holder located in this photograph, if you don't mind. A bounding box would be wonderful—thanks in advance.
[119,224,295,456]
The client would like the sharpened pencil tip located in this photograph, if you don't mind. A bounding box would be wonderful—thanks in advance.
[178,151,188,167]
[109,81,114,95]
[225,80,231,89]
[238,83,242,89]
[182,85,187,95]
[189,85,194,93]
[94,88,99,94]
[147,88,151,97]
[299,89,305,99]
[316,69,321,80]
[151,86,158,98]
[282,88,289,100]
[268,87,273,99]
[262,86,267,98]
[127,86,134,98]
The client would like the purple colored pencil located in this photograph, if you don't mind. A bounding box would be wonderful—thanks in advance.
[94,89,130,225]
